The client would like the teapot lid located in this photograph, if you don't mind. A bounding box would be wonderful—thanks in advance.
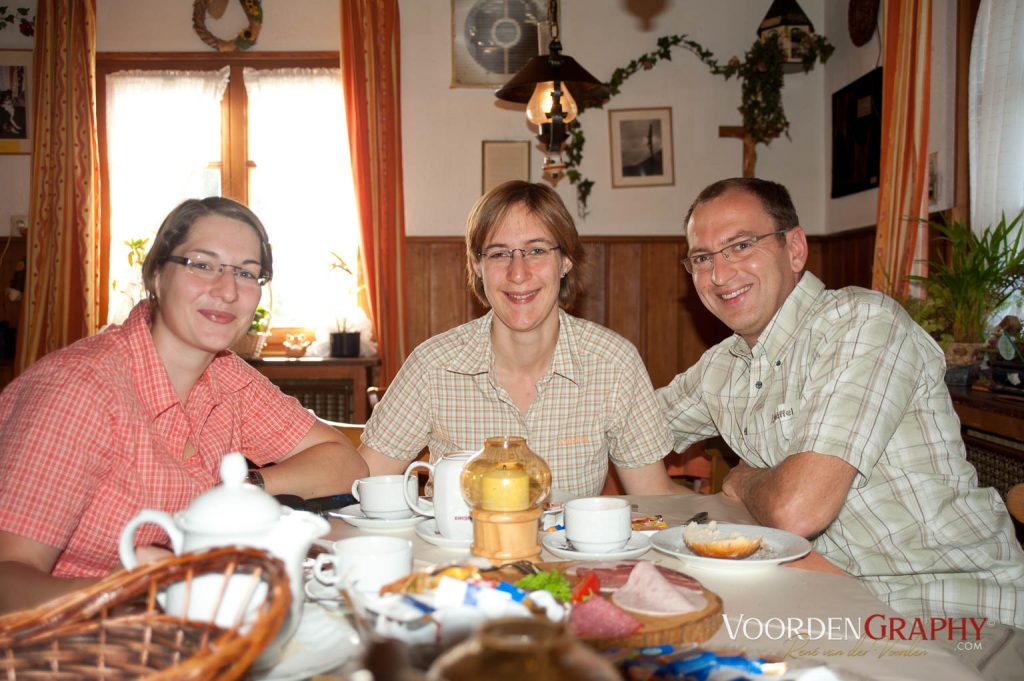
[181,453,281,532]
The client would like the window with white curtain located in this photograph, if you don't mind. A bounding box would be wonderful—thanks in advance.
[969,0,1024,233]
[100,56,365,344]
[105,69,227,325]
[243,67,363,331]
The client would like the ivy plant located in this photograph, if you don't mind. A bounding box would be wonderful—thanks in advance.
[565,31,833,216]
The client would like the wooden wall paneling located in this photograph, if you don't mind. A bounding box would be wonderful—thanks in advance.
[643,241,685,389]
[807,227,876,291]
[428,242,470,338]
[606,243,644,349]
[573,242,607,326]
[405,240,433,350]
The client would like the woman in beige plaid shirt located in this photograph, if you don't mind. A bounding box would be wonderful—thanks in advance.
[360,181,687,498]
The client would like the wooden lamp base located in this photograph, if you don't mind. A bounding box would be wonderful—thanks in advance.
[470,507,542,562]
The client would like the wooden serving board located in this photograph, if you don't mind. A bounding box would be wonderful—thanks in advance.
[483,561,723,651]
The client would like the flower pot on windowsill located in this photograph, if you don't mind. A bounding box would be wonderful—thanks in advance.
[231,331,270,359]
[330,331,360,358]
[943,342,984,388]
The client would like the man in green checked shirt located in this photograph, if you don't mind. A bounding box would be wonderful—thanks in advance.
[657,177,1024,679]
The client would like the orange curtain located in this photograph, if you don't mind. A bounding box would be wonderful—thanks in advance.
[16,0,100,373]
[339,0,408,386]
[871,0,932,297]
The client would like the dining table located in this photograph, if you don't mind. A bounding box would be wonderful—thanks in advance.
[300,492,984,681]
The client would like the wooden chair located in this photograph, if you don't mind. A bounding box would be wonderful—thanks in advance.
[1007,484,1024,524]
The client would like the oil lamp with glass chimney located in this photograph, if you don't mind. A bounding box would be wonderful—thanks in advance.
[460,436,551,562]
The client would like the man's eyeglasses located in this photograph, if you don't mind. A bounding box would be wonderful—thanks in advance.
[477,245,561,266]
[682,229,790,274]
[165,254,270,287]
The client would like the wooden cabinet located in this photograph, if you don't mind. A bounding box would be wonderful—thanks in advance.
[245,357,379,424]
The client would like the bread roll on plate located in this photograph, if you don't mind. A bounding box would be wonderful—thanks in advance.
[683,520,763,559]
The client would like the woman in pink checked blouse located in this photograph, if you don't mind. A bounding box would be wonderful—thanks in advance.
[0,197,366,614]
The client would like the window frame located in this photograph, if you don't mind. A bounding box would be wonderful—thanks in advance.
[95,51,341,324]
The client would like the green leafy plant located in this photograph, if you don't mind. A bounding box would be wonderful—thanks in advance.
[111,237,150,305]
[907,211,1024,346]
[248,305,270,334]
[564,31,833,215]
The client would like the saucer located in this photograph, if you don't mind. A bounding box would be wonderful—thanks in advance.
[304,577,341,602]
[414,518,473,550]
[251,602,360,680]
[328,504,422,530]
[542,531,651,561]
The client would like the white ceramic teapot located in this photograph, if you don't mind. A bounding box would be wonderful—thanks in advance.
[118,452,329,669]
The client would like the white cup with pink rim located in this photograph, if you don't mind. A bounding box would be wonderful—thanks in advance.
[563,497,632,553]
[403,451,477,540]
[313,535,413,594]
[351,474,418,519]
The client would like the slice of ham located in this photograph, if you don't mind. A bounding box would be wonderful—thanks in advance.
[572,561,702,591]
[569,594,642,638]
[611,561,708,616]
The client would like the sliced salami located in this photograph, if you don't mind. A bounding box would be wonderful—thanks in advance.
[569,594,642,638]
[572,560,702,591]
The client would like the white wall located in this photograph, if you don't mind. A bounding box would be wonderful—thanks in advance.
[823,0,957,233]
[0,0,958,239]
[403,0,831,236]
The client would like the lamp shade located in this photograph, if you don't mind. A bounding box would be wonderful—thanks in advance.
[757,0,818,74]
[495,53,609,108]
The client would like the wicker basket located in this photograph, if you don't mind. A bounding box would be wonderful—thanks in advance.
[0,546,291,680]
[231,331,271,359]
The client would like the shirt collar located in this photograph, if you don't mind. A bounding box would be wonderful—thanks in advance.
[728,271,825,361]
[125,302,250,419]
[446,309,581,387]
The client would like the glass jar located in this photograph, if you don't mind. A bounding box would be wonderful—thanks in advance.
[461,436,551,512]
[427,617,619,681]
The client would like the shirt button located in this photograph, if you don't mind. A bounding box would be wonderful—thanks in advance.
[755,381,763,389]
[775,360,782,367]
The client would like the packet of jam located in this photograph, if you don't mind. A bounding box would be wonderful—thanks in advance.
[631,514,667,531]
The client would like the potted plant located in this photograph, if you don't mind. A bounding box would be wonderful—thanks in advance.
[905,210,1024,385]
[231,304,271,359]
[328,251,361,358]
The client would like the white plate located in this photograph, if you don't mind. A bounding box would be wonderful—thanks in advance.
[650,523,811,570]
[414,518,473,549]
[251,602,361,681]
[542,531,651,561]
[328,503,422,530]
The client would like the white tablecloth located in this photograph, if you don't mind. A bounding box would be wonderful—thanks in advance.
[324,493,983,681]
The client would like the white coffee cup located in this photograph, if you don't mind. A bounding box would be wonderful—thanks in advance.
[352,475,418,519]
[313,535,413,593]
[403,451,476,540]
[563,497,632,553]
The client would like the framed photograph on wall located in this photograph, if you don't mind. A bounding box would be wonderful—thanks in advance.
[0,50,31,154]
[451,0,547,88]
[482,140,530,194]
[608,107,674,188]
[831,67,882,198]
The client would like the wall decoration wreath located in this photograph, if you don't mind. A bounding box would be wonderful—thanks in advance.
[192,0,263,52]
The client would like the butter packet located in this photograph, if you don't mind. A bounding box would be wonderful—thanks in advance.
[631,514,667,531]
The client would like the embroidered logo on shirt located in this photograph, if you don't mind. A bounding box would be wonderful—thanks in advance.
[771,405,795,424]
[558,436,589,446]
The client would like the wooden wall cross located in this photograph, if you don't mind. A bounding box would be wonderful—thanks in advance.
[718,125,757,178]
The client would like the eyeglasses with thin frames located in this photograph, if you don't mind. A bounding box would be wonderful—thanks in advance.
[682,229,790,275]
[477,245,561,267]
[165,254,270,287]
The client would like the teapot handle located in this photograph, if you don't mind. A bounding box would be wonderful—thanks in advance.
[118,509,183,570]
[403,461,434,517]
